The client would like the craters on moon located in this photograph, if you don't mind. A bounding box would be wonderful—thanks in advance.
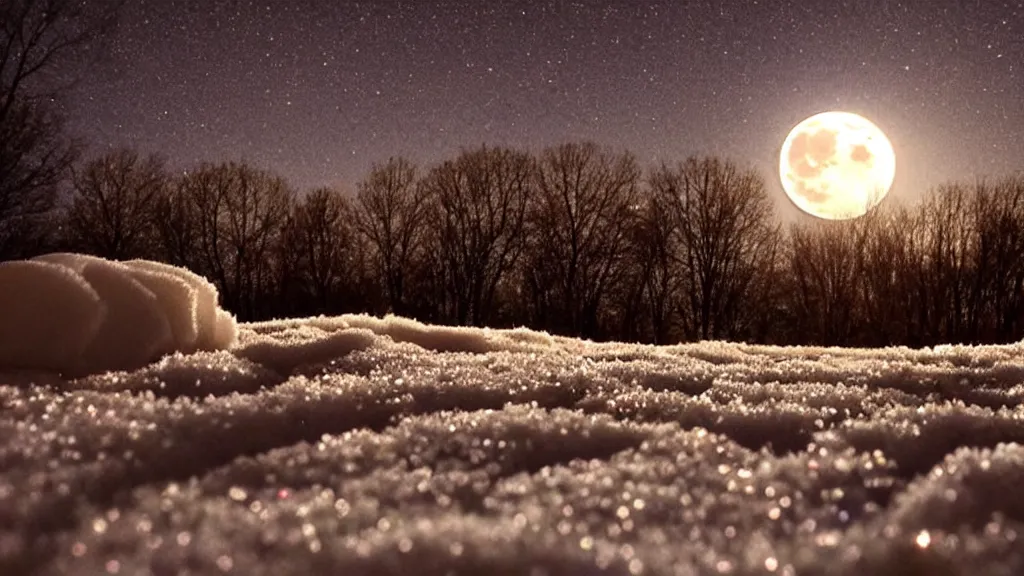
[780,111,896,220]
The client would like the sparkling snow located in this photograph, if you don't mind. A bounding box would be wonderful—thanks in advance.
[3,312,1024,574]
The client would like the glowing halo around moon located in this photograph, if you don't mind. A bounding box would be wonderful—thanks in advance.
[779,111,896,220]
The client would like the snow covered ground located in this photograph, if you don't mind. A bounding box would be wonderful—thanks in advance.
[3,312,1024,575]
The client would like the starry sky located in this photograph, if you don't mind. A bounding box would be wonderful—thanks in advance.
[68,0,1023,218]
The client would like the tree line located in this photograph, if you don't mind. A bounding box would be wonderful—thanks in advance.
[4,144,1024,348]
[5,0,1024,348]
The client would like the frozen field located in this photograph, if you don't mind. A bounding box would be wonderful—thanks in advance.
[3,314,1024,575]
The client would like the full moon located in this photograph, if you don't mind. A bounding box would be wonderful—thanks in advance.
[779,111,896,220]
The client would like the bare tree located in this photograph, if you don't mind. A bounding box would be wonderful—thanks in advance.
[778,177,1024,348]
[0,0,120,259]
[782,219,867,346]
[965,176,1024,342]
[152,175,199,269]
[854,206,921,346]
[610,189,680,344]
[738,225,783,343]
[166,162,292,320]
[649,156,779,341]
[63,148,167,259]
[913,183,977,344]
[271,203,306,318]
[284,187,360,314]
[353,157,426,317]
[0,99,72,257]
[523,142,641,338]
[419,146,532,326]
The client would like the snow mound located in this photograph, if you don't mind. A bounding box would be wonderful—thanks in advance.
[0,253,237,377]
[0,260,104,375]
[126,258,233,352]
[244,313,560,355]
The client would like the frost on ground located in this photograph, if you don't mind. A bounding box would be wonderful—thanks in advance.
[3,314,1024,575]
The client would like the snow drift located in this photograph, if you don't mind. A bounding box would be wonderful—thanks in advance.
[3,310,1024,574]
[0,254,237,377]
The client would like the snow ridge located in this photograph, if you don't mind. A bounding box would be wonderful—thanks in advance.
[2,314,1024,574]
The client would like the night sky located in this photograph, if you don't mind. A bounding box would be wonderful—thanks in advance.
[69,0,1023,218]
